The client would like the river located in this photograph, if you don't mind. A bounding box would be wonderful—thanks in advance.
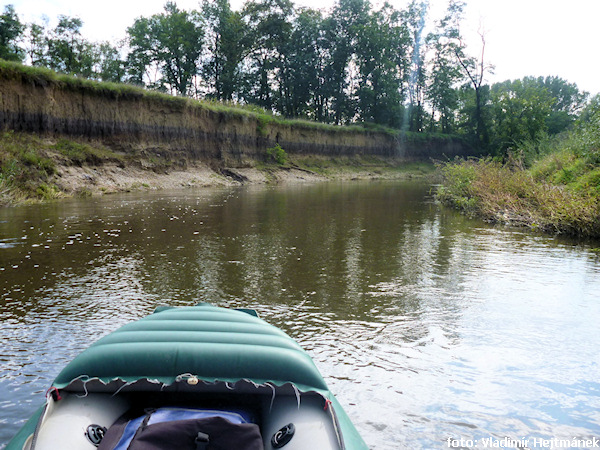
[1,181,599,449]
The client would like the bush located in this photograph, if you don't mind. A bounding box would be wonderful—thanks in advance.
[266,144,288,165]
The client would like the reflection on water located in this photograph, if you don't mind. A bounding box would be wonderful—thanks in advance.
[1,181,600,449]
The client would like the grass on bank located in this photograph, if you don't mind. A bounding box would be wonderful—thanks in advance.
[0,131,125,204]
[436,158,600,236]
[293,154,436,177]
[436,101,600,237]
[0,60,344,134]
[0,131,58,203]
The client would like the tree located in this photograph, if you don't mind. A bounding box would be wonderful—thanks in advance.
[23,22,48,66]
[273,8,321,117]
[487,77,587,158]
[575,94,600,163]
[202,0,249,101]
[46,15,97,77]
[533,76,588,134]
[0,4,24,62]
[95,41,126,83]
[127,2,204,96]
[578,94,600,126]
[355,4,407,126]
[490,78,553,154]
[425,0,464,133]
[325,0,371,124]
[452,16,493,148]
[125,17,155,86]
[241,0,294,109]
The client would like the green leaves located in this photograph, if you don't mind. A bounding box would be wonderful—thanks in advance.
[266,143,288,165]
[0,5,24,62]
[127,2,204,96]
[355,4,407,127]
[202,0,249,101]
[45,16,92,76]
[490,78,554,154]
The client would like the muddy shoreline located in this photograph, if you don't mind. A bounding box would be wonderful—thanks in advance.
[1,148,434,206]
[52,159,431,196]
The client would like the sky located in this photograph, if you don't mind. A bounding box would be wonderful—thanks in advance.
[6,0,600,96]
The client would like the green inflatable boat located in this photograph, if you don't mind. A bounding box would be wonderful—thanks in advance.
[7,304,368,450]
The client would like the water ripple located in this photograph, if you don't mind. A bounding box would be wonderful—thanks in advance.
[2,184,600,449]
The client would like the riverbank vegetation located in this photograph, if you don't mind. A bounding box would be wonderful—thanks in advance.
[1,0,599,234]
[0,131,128,204]
[436,97,600,238]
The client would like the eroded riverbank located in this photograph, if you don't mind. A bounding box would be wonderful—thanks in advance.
[0,62,471,205]
[0,131,435,205]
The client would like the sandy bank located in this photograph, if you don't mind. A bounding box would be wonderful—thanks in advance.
[51,158,430,199]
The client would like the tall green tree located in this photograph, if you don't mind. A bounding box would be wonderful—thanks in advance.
[490,78,553,154]
[125,17,154,87]
[277,7,327,118]
[23,22,48,66]
[578,93,600,126]
[323,0,372,124]
[127,2,204,96]
[355,4,407,126]
[426,0,464,133]
[202,0,249,101]
[95,41,125,83]
[46,16,97,77]
[0,4,24,62]
[241,0,294,109]
[532,76,588,134]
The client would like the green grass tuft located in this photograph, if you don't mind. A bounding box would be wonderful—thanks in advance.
[266,143,288,165]
[51,139,123,165]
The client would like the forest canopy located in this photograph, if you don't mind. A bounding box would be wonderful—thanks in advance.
[0,0,593,154]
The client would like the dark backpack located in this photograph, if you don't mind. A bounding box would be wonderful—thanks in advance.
[97,407,264,450]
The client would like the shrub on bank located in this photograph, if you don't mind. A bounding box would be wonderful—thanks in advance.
[266,144,288,165]
[437,157,600,237]
[437,97,600,238]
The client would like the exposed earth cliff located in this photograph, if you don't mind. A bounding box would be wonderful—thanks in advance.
[0,63,474,202]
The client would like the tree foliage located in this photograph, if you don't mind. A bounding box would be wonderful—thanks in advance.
[0,0,594,157]
[426,0,463,133]
[0,5,24,62]
[202,0,249,101]
[46,16,96,77]
[490,79,553,154]
[355,4,407,127]
[276,8,326,119]
[127,2,204,96]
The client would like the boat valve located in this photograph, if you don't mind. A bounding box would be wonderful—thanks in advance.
[271,423,295,448]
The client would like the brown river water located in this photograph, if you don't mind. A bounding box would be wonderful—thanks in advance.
[1,181,599,449]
